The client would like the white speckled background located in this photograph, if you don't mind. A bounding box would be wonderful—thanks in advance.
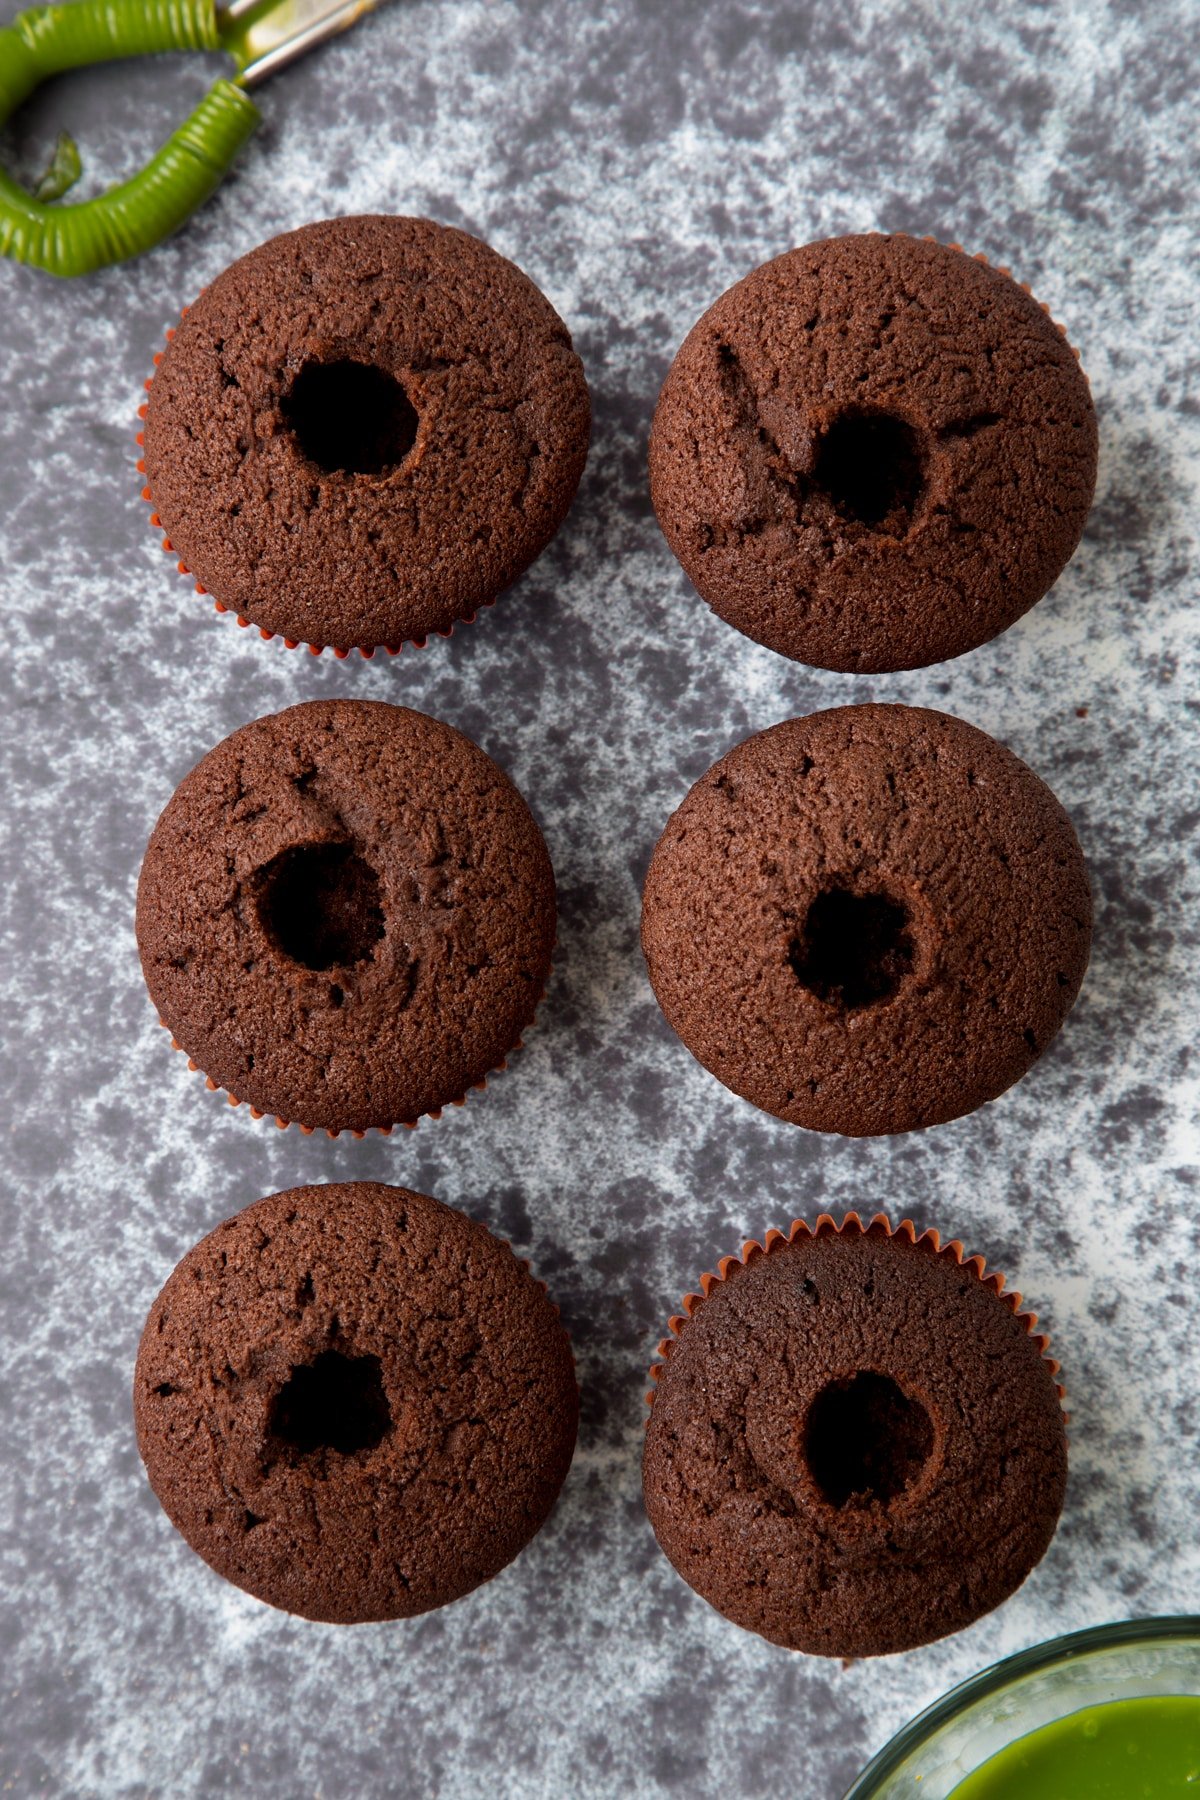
[1,2,1198,1794]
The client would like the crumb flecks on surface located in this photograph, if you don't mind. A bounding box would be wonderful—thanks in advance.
[1,1,1199,1797]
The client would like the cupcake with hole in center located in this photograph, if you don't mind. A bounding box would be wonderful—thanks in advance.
[136,698,556,1134]
[649,231,1097,673]
[139,214,591,652]
[641,702,1091,1136]
[644,1213,1067,1657]
[135,1182,579,1622]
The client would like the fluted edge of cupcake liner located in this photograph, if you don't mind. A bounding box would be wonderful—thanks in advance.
[919,234,1083,360]
[148,959,552,1141]
[645,1209,1066,1412]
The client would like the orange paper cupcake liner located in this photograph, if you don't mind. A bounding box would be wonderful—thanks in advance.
[151,962,551,1141]
[135,303,492,658]
[645,1210,1065,1410]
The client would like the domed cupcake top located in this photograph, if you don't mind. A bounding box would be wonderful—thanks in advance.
[641,703,1091,1135]
[141,215,590,652]
[643,1213,1067,1657]
[135,1182,578,1622]
[136,698,555,1133]
[649,232,1096,673]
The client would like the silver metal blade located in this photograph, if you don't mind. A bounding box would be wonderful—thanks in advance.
[221,0,383,88]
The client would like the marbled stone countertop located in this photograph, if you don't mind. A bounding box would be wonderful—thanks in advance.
[1,2,1198,1794]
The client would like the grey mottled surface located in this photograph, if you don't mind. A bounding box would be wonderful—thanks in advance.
[1,2,1198,1795]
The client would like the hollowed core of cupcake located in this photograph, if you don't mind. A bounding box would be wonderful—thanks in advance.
[812,407,926,533]
[282,358,419,476]
[789,885,915,1009]
[257,843,385,971]
[805,1371,934,1508]
[269,1350,391,1456]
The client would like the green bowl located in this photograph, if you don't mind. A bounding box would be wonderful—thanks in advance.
[845,1617,1200,1799]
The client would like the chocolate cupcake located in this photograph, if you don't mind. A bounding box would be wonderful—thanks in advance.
[136,698,555,1133]
[649,233,1097,672]
[139,215,590,652]
[135,1182,579,1622]
[644,1213,1067,1658]
[641,703,1091,1136]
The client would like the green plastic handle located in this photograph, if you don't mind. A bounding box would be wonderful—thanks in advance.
[0,0,260,277]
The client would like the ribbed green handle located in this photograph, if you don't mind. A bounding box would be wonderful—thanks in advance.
[0,0,260,277]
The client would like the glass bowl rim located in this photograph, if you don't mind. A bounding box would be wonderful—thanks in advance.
[844,1614,1200,1798]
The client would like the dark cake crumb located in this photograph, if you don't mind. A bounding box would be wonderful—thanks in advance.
[649,233,1097,673]
[641,703,1091,1135]
[643,1218,1067,1657]
[135,1182,579,1623]
[136,699,556,1132]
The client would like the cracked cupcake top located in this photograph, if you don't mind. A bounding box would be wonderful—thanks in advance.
[649,232,1097,673]
[134,1182,578,1623]
[135,698,556,1132]
[142,215,591,650]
